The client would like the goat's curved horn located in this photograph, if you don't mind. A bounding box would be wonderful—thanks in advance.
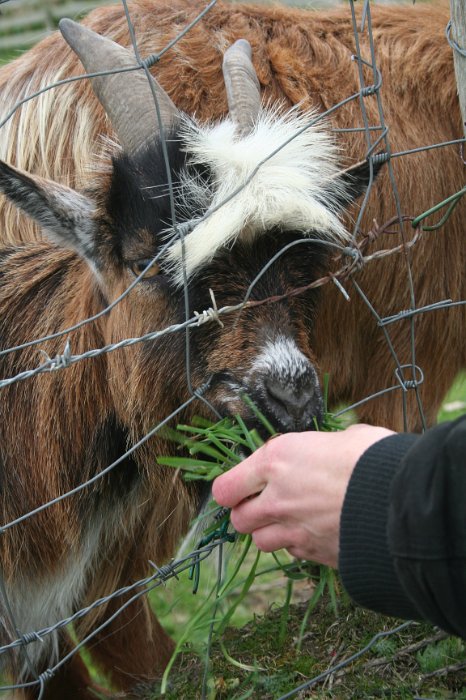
[59,19,179,154]
[222,39,261,136]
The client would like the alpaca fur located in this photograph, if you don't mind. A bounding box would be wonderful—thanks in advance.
[0,0,463,433]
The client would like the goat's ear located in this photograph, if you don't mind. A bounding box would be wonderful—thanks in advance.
[331,158,386,209]
[0,161,97,259]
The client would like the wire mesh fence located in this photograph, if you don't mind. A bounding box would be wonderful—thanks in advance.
[0,0,464,697]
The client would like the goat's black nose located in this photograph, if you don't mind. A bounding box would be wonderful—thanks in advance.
[264,376,321,431]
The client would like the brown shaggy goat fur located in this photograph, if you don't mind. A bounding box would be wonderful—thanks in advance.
[0,1,463,431]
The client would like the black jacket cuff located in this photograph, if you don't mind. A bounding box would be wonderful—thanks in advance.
[339,433,421,619]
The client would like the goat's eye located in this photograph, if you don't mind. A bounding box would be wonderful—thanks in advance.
[129,259,161,279]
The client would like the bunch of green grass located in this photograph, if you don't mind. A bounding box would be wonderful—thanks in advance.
[157,395,267,482]
[156,381,342,693]
[158,377,341,482]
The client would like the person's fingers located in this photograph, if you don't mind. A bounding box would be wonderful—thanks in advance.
[229,491,277,533]
[251,523,303,553]
[212,449,267,507]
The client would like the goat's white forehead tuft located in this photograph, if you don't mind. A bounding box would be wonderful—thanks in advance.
[163,106,348,285]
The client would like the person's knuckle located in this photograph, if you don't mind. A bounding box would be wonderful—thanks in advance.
[252,531,273,552]
[268,498,285,519]
[230,509,247,534]
[260,438,284,478]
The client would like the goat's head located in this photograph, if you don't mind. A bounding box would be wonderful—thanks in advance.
[0,22,378,438]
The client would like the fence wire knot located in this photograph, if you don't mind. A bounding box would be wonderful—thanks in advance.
[40,340,72,371]
[38,669,55,683]
[21,631,43,645]
[214,506,230,521]
[194,289,224,328]
[149,559,179,583]
[351,55,383,95]
[397,308,413,320]
[341,246,364,271]
[143,53,160,68]
[191,379,212,402]
[361,85,376,97]
[175,220,195,240]
[371,152,390,165]
[395,364,425,392]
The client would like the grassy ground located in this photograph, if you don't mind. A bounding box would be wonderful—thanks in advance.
[141,593,466,699]
[438,372,466,423]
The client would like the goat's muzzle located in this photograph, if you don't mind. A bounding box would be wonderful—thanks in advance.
[209,336,323,434]
[262,372,322,432]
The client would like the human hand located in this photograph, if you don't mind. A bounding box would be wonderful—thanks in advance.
[212,424,394,567]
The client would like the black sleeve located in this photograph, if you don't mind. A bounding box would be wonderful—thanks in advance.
[339,415,466,639]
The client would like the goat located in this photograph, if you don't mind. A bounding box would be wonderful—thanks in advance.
[0,21,373,699]
[0,0,463,432]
